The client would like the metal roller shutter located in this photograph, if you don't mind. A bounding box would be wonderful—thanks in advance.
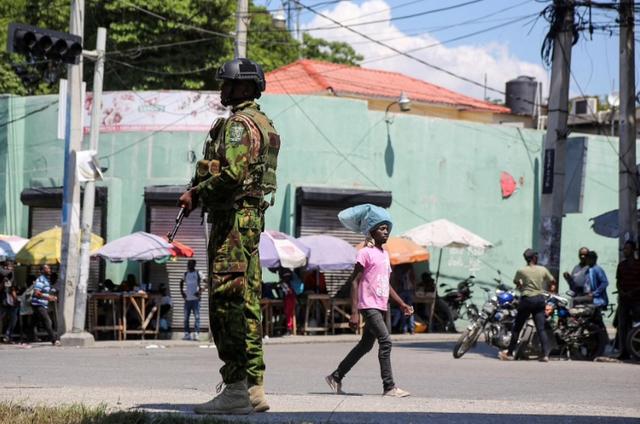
[147,206,209,331]
[298,205,363,297]
[30,207,103,292]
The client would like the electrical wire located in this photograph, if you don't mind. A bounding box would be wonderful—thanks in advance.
[109,58,218,76]
[120,1,235,39]
[291,0,536,104]
[0,99,59,129]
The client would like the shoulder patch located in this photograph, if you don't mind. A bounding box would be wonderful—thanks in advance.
[227,121,245,147]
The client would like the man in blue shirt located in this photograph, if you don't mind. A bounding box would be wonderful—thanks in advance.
[586,251,609,308]
[31,264,59,346]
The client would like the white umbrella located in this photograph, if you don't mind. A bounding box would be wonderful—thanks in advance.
[403,219,493,282]
[0,235,29,260]
[403,219,493,249]
[93,231,173,262]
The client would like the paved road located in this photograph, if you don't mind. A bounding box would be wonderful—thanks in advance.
[1,335,638,423]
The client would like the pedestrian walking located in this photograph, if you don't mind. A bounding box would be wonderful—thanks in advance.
[180,259,202,341]
[325,204,412,397]
[30,264,59,346]
[0,261,19,343]
[179,58,279,415]
[499,249,555,362]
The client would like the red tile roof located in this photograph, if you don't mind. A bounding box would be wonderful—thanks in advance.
[265,59,510,114]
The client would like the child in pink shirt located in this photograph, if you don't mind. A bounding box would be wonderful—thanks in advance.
[326,205,412,397]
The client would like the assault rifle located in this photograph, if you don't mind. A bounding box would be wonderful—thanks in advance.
[166,206,186,243]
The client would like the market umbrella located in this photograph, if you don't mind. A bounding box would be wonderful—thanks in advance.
[402,218,492,282]
[93,231,172,263]
[15,226,104,265]
[167,239,194,258]
[259,230,309,269]
[297,234,357,271]
[0,235,29,260]
[356,237,430,266]
[588,209,619,238]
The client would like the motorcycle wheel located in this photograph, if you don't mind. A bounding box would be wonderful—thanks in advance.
[452,321,483,359]
[626,325,640,361]
[571,324,608,361]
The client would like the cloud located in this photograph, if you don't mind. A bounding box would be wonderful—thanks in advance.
[304,0,548,102]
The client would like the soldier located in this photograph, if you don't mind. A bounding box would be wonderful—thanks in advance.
[178,58,280,415]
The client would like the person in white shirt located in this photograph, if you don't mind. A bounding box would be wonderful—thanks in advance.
[180,260,202,340]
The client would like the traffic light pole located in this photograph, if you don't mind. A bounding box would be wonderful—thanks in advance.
[58,0,84,338]
[235,0,248,58]
[64,27,107,345]
[538,1,574,281]
[618,0,637,255]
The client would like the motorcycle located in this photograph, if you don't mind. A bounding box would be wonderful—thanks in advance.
[624,305,640,361]
[452,283,518,358]
[515,292,609,361]
[431,276,478,333]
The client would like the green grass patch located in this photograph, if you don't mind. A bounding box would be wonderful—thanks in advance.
[0,402,241,424]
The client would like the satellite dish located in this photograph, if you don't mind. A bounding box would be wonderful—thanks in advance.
[607,92,620,108]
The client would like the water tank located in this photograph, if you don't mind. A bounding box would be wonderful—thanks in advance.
[505,76,537,116]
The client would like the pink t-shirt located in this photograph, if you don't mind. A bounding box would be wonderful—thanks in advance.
[356,246,391,311]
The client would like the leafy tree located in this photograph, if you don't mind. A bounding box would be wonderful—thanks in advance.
[301,32,363,66]
[0,0,362,95]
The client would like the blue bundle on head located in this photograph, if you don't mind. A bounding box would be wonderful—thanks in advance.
[338,204,393,236]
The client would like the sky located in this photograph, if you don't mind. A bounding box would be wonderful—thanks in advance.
[256,0,636,104]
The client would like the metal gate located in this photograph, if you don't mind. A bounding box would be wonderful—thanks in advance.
[147,206,209,331]
[295,187,393,297]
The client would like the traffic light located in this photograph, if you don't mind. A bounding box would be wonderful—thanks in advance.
[7,23,82,65]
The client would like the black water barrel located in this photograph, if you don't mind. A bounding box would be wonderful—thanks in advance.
[505,76,537,115]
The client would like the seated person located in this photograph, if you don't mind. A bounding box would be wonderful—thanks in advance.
[158,284,172,317]
[303,270,327,294]
[103,279,116,292]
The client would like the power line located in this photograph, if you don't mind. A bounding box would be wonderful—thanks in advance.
[291,0,527,100]
[252,0,488,34]
[109,58,218,76]
[0,99,59,129]
[120,1,235,39]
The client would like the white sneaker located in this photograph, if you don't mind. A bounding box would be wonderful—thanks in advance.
[383,387,410,397]
[192,332,200,341]
[182,333,191,341]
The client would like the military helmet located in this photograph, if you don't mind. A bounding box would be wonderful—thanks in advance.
[216,58,266,93]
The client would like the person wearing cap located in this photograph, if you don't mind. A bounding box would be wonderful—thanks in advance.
[325,204,412,397]
[499,248,555,362]
[179,58,280,415]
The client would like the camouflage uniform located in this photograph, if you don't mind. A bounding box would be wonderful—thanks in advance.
[194,100,280,386]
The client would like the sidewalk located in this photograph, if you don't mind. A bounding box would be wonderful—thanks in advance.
[86,332,461,349]
[0,332,460,350]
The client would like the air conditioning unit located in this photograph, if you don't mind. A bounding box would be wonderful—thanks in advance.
[571,97,598,115]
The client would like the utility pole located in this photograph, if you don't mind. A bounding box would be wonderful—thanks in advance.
[235,0,248,58]
[618,0,637,254]
[62,27,107,346]
[538,1,574,281]
[58,0,84,334]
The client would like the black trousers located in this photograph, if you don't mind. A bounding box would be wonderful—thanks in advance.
[32,306,57,344]
[616,300,640,357]
[332,308,395,392]
[507,295,550,357]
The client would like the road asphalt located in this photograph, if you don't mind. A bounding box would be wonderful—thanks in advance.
[1,333,638,423]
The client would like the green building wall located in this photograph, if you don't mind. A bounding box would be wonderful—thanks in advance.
[0,93,626,313]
